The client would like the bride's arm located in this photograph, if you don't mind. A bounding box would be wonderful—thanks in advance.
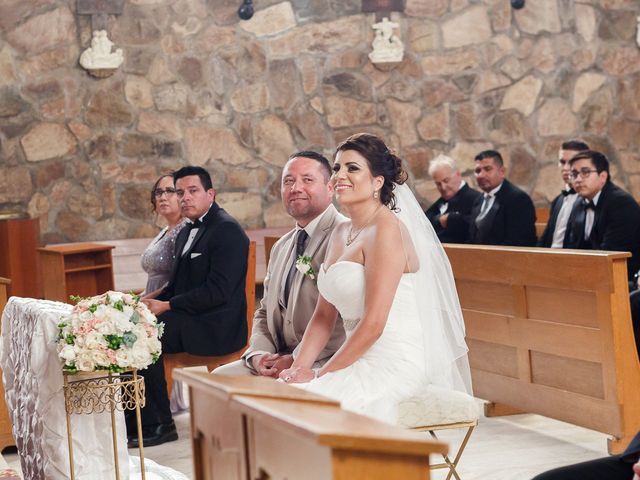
[314,216,406,376]
[289,295,340,368]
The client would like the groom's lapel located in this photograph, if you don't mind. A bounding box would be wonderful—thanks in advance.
[289,207,334,304]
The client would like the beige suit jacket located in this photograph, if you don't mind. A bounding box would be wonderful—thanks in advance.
[242,205,346,367]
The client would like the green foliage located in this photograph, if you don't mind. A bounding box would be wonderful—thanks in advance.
[104,334,123,350]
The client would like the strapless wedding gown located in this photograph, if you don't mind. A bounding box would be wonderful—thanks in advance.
[296,261,426,424]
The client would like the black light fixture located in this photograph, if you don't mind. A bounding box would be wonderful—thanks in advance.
[511,0,525,9]
[238,0,254,20]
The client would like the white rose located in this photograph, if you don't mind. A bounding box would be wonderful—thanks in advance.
[296,263,311,274]
[108,292,124,304]
[75,354,96,372]
[90,350,111,368]
[86,332,107,350]
[115,349,132,368]
[130,345,151,367]
[59,345,76,362]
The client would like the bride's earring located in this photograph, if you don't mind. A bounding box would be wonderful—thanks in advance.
[373,190,379,199]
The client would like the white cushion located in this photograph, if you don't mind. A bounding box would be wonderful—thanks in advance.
[398,386,480,428]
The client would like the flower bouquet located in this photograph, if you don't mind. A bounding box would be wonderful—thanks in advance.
[57,291,163,374]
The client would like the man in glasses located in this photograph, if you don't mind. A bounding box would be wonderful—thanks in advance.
[564,150,640,281]
[425,154,481,243]
[468,149,537,246]
[127,165,250,447]
[538,140,590,248]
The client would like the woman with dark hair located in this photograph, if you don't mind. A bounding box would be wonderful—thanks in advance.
[141,174,188,412]
[279,133,472,423]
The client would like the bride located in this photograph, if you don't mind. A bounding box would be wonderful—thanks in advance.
[279,133,472,424]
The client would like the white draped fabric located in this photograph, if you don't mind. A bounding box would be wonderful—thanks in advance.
[0,297,187,480]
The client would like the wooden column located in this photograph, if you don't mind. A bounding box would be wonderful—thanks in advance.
[0,277,16,450]
[0,216,42,298]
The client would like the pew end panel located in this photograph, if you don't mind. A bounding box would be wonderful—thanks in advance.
[444,245,640,454]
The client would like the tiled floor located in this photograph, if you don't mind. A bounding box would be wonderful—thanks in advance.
[3,399,611,479]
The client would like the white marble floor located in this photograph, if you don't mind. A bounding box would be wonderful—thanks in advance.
[3,399,611,479]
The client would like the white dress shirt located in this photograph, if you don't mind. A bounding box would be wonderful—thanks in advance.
[551,187,578,248]
[181,204,212,256]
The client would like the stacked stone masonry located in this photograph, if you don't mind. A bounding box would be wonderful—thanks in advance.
[1,0,639,241]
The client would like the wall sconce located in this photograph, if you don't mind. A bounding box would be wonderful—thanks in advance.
[511,0,525,9]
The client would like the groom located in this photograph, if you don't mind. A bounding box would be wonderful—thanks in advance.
[215,151,346,377]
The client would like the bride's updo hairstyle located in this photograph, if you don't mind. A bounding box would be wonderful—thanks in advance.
[335,133,408,210]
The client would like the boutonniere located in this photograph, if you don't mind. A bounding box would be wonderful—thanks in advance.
[295,255,316,280]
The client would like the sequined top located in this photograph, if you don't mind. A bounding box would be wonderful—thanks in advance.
[140,220,187,294]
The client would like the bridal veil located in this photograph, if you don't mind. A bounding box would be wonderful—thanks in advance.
[393,182,473,396]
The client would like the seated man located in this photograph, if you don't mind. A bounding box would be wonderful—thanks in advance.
[128,166,249,447]
[564,150,640,281]
[425,154,481,243]
[538,140,589,248]
[532,431,639,479]
[215,151,346,377]
[468,150,537,246]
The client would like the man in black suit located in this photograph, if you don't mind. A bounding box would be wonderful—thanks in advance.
[425,154,481,243]
[531,430,640,479]
[564,150,640,281]
[538,140,590,248]
[468,150,537,246]
[128,166,249,447]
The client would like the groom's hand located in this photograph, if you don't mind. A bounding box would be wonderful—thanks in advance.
[252,353,291,377]
[632,458,639,480]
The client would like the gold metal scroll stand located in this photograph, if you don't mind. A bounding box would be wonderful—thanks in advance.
[63,370,146,480]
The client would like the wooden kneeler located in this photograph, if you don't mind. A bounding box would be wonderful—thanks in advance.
[398,387,479,480]
[163,241,256,397]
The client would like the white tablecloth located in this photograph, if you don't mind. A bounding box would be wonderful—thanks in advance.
[0,297,130,480]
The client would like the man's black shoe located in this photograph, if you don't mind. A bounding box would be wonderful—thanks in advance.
[128,421,178,448]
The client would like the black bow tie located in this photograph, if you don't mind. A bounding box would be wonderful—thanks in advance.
[584,200,596,210]
[561,188,576,196]
[188,219,203,230]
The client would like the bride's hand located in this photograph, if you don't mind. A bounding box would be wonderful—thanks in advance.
[279,366,315,383]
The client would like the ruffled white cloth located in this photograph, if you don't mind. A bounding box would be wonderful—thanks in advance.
[0,297,187,480]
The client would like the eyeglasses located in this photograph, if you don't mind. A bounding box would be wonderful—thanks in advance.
[569,169,599,180]
[153,188,176,198]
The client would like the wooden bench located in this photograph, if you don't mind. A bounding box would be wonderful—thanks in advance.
[444,244,640,453]
[175,370,448,480]
[163,241,256,396]
[101,226,291,293]
[535,207,549,239]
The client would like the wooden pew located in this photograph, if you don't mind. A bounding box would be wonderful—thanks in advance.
[163,241,256,396]
[100,226,291,293]
[0,277,16,450]
[444,244,640,453]
[174,370,448,480]
[535,207,549,240]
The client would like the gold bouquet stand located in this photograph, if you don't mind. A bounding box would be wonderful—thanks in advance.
[63,370,146,480]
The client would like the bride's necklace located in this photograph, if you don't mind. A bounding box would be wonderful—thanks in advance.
[346,204,382,246]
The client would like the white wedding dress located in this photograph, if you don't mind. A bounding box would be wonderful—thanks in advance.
[298,261,426,424]
[293,183,473,425]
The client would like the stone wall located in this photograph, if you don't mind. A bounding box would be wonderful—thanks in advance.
[1,0,640,242]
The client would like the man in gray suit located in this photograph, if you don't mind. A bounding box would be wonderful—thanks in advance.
[215,151,346,377]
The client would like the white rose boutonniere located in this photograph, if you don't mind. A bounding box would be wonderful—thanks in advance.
[295,255,316,280]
